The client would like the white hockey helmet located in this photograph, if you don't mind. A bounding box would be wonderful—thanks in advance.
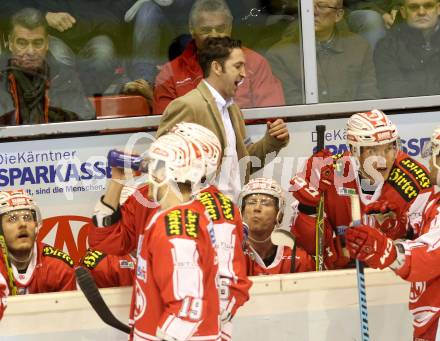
[238,178,286,224]
[147,133,206,187]
[0,189,42,228]
[421,126,440,171]
[347,109,398,155]
[171,122,222,182]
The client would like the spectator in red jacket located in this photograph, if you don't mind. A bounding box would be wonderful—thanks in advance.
[153,0,285,115]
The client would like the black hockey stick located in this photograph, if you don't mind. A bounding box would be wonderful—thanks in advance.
[75,266,131,334]
[0,223,17,296]
[315,125,326,271]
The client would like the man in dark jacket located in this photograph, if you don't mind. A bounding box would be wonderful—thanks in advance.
[374,0,440,98]
[0,8,95,125]
[267,0,378,104]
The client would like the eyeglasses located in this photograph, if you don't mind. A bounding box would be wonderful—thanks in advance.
[196,24,230,35]
[405,2,437,11]
[314,2,342,13]
[245,196,276,208]
[4,211,35,224]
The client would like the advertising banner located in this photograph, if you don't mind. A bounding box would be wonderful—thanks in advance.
[0,111,437,261]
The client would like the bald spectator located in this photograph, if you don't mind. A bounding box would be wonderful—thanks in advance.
[153,0,285,115]
[267,0,378,104]
[374,0,440,98]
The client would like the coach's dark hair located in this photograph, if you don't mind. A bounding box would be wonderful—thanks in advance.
[9,8,48,37]
[198,36,242,78]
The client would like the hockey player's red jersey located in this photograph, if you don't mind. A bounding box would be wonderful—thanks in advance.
[131,200,220,341]
[88,184,159,255]
[197,185,251,318]
[0,242,76,295]
[244,244,315,276]
[79,249,134,288]
[291,150,433,269]
[0,270,7,319]
[394,192,440,340]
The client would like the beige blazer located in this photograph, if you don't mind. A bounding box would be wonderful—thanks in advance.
[156,81,288,182]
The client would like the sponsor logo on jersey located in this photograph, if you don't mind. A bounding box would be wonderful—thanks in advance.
[399,158,431,189]
[409,281,426,303]
[198,192,220,221]
[42,245,74,267]
[184,209,199,238]
[387,168,419,202]
[136,256,147,282]
[81,249,106,269]
[119,259,135,269]
[215,192,234,221]
[165,209,183,236]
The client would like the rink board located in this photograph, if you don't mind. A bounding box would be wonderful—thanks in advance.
[0,268,412,340]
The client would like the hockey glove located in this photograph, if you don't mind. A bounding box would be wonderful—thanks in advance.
[345,225,397,269]
[364,200,404,235]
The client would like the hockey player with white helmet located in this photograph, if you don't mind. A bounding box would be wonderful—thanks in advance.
[290,109,433,269]
[0,189,76,302]
[346,127,440,341]
[239,178,314,275]
[172,122,251,341]
[130,132,221,341]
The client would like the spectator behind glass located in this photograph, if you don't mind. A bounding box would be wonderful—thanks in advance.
[156,37,289,201]
[0,189,76,295]
[238,178,315,276]
[374,0,440,98]
[0,8,95,125]
[38,1,119,96]
[266,0,378,104]
[153,0,285,115]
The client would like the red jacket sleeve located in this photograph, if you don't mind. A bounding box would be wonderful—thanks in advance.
[153,62,178,115]
[244,48,285,107]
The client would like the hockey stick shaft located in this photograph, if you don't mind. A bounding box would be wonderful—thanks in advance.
[75,267,131,334]
[0,223,17,296]
[315,125,326,271]
[350,195,370,341]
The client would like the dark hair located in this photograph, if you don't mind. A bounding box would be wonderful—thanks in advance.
[10,8,48,37]
[198,36,242,78]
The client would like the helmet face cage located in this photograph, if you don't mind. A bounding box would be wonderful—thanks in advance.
[0,189,42,229]
[347,110,399,156]
[171,122,222,181]
[238,178,285,224]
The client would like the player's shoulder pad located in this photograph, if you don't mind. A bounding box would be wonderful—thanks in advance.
[42,245,74,268]
[81,249,107,270]
[388,156,431,202]
[163,207,201,239]
[213,192,235,221]
[198,191,221,222]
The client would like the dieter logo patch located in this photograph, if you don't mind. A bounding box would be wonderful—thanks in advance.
[42,245,74,267]
[198,192,220,221]
[165,209,183,236]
